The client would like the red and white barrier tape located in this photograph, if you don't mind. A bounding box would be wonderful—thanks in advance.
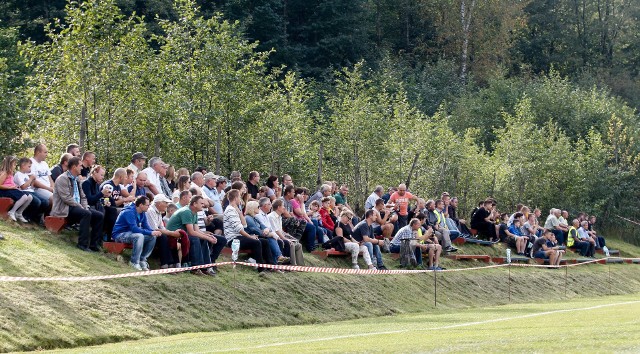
[0,257,637,282]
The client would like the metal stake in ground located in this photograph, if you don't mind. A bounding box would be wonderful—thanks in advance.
[508,264,511,303]
[434,269,437,308]
[565,265,568,298]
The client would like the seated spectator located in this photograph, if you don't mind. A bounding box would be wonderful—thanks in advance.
[365,185,384,210]
[544,208,567,245]
[390,218,442,270]
[587,215,607,251]
[175,190,192,208]
[120,168,135,198]
[523,213,543,239]
[111,196,161,271]
[264,175,281,202]
[127,152,147,178]
[447,197,472,236]
[206,176,226,216]
[172,175,191,203]
[128,171,149,198]
[307,183,332,207]
[14,157,47,223]
[79,151,95,178]
[505,213,527,256]
[426,200,457,253]
[267,199,304,265]
[573,220,596,257]
[0,156,33,222]
[280,185,315,252]
[281,174,293,187]
[142,157,171,196]
[245,200,289,265]
[352,210,387,270]
[165,165,177,192]
[51,157,104,252]
[30,144,55,205]
[293,187,325,245]
[223,189,272,275]
[164,203,178,224]
[371,198,396,239]
[333,184,350,209]
[470,199,498,241]
[81,165,115,239]
[166,195,220,276]
[532,230,565,267]
[102,168,135,208]
[146,194,187,268]
[319,197,335,233]
[435,199,460,240]
[50,153,72,182]
[381,186,396,204]
[333,210,374,269]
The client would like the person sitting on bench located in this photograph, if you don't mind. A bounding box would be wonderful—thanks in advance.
[111,196,161,271]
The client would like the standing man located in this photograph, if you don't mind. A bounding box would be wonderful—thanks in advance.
[389,183,418,228]
[80,151,96,178]
[127,152,147,178]
[246,171,260,201]
[111,196,161,271]
[51,157,104,252]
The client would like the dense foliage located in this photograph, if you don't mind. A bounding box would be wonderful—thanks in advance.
[0,0,639,232]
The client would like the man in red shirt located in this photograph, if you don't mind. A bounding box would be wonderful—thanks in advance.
[389,183,419,228]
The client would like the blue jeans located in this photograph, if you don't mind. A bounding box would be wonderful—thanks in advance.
[303,222,317,252]
[390,243,422,265]
[311,219,325,243]
[189,236,211,266]
[114,232,156,264]
[267,237,282,263]
[364,242,384,267]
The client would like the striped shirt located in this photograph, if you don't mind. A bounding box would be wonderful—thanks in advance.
[223,205,244,242]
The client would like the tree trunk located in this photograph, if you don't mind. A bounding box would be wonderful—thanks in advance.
[405,152,420,188]
[79,103,87,152]
[460,0,476,84]
[317,141,324,187]
[216,125,221,175]
[155,112,162,157]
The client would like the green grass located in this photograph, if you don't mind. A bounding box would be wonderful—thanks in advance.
[43,293,640,353]
[1,219,640,352]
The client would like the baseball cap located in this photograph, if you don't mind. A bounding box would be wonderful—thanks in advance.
[153,194,170,203]
[131,152,147,161]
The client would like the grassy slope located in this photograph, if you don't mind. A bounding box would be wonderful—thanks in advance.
[48,293,640,353]
[1,220,640,352]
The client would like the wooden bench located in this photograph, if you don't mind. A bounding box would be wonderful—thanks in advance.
[605,258,624,264]
[44,216,67,233]
[311,248,349,259]
[446,254,491,262]
[534,258,568,265]
[464,238,497,246]
[103,242,133,254]
[492,256,530,264]
[0,198,14,220]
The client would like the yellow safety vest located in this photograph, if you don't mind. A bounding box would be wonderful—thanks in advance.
[567,226,577,247]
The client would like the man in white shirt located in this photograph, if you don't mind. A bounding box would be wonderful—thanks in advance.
[30,144,54,204]
[206,177,227,215]
[126,152,147,178]
[365,185,384,210]
[141,157,165,196]
[268,198,304,266]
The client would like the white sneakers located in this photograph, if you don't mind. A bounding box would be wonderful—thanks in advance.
[7,212,28,223]
[7,211,16,222]
[129,262,143,271]
[16,214,28,223]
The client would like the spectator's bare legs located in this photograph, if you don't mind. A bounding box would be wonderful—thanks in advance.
[434,244,442,267]
[555,250,565,266]
[382,224,394,239]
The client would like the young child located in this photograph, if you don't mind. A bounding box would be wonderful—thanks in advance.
[163,203,178,225]
[0,156,33,222]
[14,157,45,223]
[507,214,528,256]
[319,197,335,233]
[307,200,322,223]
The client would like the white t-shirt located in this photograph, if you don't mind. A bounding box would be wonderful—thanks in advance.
[268,211,283,233]
[30,158,51,189]
[14,172,35,192]
[141,167,161,195]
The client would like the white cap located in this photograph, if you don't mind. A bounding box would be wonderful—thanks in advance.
[153,194,170,204]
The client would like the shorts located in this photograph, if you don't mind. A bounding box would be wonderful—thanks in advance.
[534,250,548,259]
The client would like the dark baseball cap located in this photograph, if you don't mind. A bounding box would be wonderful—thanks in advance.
[131,152,147,161]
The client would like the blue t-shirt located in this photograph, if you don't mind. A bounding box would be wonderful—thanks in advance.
[508,224,522,237]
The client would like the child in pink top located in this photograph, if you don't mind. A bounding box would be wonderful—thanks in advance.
[0,156,33,222]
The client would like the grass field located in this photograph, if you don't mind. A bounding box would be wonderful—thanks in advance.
[45,293,640,353]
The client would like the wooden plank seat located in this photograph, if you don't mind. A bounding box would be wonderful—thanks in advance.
[464,238,497,246]
[0,198,14,220]
[103,242,133,254]
[596,249,620,256]
[44,216,67,233]
[311,248,350,260]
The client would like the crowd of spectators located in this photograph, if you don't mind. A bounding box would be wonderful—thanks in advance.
[0,143,608,272]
